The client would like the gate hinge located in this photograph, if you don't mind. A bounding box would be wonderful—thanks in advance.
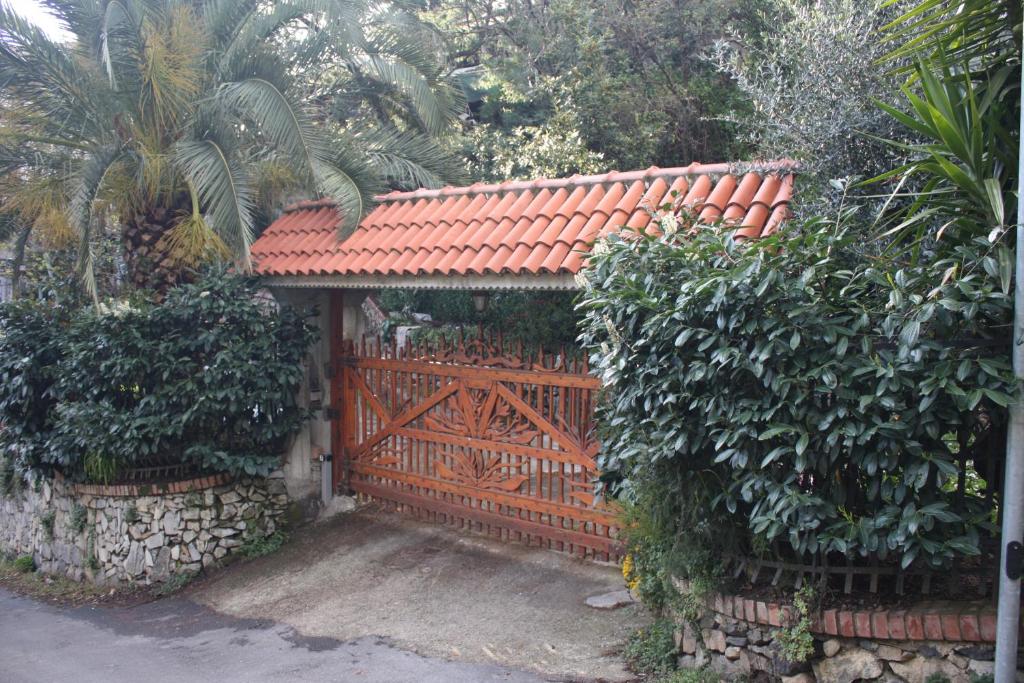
[1007,540,1024,581]
[323,407,340,420]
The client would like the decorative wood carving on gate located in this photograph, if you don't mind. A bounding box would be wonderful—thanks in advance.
[336,330,620,560]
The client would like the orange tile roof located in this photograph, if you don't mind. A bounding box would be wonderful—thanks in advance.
[251,161,797,279]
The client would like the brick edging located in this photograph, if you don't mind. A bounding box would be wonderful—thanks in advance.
[682,581,999,644]
[55,472,234,498]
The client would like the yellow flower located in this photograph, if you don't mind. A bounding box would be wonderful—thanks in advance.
[622,554,641,591]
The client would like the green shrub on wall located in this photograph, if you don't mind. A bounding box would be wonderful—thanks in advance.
[0,301,65,475]
[578,211,1011,570]
[0,270,318,482]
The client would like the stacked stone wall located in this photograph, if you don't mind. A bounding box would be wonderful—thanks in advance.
[671,578,1022,682]
[0,472,290,584]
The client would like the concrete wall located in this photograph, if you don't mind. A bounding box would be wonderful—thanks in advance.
[270,287,329,501]
[270,288,372,504]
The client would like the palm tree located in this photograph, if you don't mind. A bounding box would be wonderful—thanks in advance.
[0,0,466,295]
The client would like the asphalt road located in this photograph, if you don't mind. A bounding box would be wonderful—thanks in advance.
[0,588,547,683]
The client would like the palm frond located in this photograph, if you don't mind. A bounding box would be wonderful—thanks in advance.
[355,125,468,190]
[159,207,230,270]
[247,156,301,231]
[312,139,383,237]
[173,137,256,264]
[216,0,360,77]
[3,0,466,291]
[0,210,21,243]
[866,57,1016,249]
[0,171,68,224]
[353,54,463,135]
[129,129,174,205]
[0,5,110,141]
[68,145,123,285]
[201,0,262,54]
[136,6,206,135]
[0,170,75,248]
[216,76,319,177]
[98,0,139,89]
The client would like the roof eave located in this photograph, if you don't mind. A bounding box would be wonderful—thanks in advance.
[258,272,579,291]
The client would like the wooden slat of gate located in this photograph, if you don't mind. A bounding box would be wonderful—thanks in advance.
[337,331,621,561]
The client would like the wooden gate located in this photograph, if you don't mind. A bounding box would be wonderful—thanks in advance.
[332,331,620,560]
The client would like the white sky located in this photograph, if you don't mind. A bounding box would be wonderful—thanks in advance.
[4,0,72,42]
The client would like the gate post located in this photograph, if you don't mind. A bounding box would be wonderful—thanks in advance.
[328,290,352,496]
[334,339,356,495]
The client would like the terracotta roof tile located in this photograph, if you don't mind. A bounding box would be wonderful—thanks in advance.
[390,247,423,275]
[598,180,646,239]
[483,244,515,274]
[307,249,338,274]
[560,241,589,273]
[467,245,496,274]
[627,177,671,229]
[724,173,763,222]
[344,248,377,274]
[463,191,521,250]
[389,198,426,229]
[680,175,709,208]
[520,242,553,273]
[431,194,490,250]
[540,241,573,273]
[250,161,799,279]
[434,242,468,273]
[577,183,627,245]
[520,187,578,248]
[461,194,509,250]
[416,244,451,273]
[366,199,405,230]
[419,195,472,250]
[699,175,737,222]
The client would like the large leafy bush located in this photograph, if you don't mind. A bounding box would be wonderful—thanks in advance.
[0,271,317,481]
[578,212,1012,569]
[0,301,65,474]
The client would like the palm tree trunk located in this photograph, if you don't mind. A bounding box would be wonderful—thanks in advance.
[121,204,185,293]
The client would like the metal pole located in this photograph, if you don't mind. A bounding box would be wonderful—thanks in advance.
[994,62,1024,683]
[321,454,333,504]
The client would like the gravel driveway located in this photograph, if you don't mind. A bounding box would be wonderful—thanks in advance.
[192,508,646,681]
[1,508,645,682]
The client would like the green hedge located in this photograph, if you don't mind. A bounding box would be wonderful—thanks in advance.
[0,270,318,482]
[578,212,1012,569]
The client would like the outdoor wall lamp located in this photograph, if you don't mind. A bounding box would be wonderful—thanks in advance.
[472,291,489,313]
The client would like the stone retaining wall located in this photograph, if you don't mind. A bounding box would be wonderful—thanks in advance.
[0,472,290,584]
[672,579,1022,682]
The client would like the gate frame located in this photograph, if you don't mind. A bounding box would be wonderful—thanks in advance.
[327,291,620,560]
